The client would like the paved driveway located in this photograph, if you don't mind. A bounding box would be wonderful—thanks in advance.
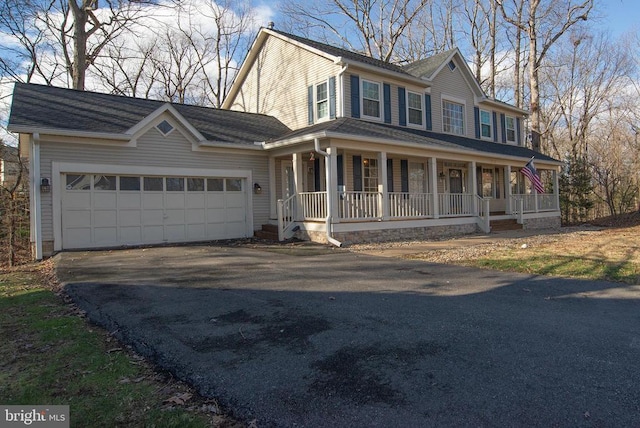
[57,244,640,427]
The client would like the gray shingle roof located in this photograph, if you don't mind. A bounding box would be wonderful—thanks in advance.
[275,117,557,162]
[8,83,290,145]
[269,29,413,76]
[402,49,457,79]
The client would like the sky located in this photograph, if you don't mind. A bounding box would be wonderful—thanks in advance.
[593,0,639,36]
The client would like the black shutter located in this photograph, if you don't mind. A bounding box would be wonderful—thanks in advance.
[398,87,406,126]
[353,155,362,191]
[350,75,360,118]
[387,158,394,192]
[329,77,336,119]
[314,158,321,191]
[500,113,506,143]
[516,117,522,146]
[337,154,344,187]
[425,94,432,130]
[400,159,409,192]
[307,85,314,125]
[492,112,498,142]
[474,107,480,139]
[383,83,391,124]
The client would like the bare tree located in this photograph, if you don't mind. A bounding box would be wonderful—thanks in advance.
[0,142,29,266]
[497,0,594,152]
[280,0,432,62]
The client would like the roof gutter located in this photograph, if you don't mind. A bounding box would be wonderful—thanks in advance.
[334,57,427,86]
[7,125,131,141]
[313,138,341,248]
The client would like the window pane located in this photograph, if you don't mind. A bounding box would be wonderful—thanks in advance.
[408,92,422,109]
[94,175,116,190]
[362,81,379,100]
[144,177,163,191]
[207,178,224,191]
[363,99,380,117]
[156,120,174,135]
[166,177,184,191]
[187,178,205,191]
[119,176,140,191]
[316,82,327,101]
[317,100,328,119]
[226,179,242,192]
[409,109,423,125]
[66,174,91,190]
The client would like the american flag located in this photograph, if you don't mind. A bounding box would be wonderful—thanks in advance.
[521,157,545,193]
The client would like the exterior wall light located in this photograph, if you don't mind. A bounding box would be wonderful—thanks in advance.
[40,177,51,193]
[253,183,262,194]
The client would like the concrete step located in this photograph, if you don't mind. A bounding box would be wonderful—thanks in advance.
[491,219,522,232]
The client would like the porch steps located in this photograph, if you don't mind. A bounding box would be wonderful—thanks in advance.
[490,219,523,232]
[254,224,279,241]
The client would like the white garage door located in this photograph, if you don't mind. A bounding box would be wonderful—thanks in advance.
[61,174,248,249]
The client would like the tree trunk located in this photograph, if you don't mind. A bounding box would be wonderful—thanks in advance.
[70,1,88,90]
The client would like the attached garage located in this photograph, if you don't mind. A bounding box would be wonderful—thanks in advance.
[57,167,252,250]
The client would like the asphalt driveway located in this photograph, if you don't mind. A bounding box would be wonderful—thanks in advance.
[56,243,640,427]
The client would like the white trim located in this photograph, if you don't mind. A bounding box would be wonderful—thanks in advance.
[52,162,254,251]
[127,103,206,143]
[31,134,43,260]
[8,126,132,143]
[360,78,383,121]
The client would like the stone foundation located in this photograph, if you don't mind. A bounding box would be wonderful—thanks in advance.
[300,223,477,246]
[523,216,561,230]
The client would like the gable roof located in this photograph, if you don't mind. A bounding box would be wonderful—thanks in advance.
[8,83,290,145]
[268,117,558,164]
[402,49,458,80]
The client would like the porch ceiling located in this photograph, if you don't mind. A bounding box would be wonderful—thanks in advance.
[266,118,560,165]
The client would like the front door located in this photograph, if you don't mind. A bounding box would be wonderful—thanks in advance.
[449,169,463,193]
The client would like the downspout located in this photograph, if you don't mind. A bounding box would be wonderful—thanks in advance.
[31,133,43,260]
[314,138,342,247]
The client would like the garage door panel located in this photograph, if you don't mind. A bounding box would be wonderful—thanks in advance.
[94,193,117,208]
[62,173,247,249]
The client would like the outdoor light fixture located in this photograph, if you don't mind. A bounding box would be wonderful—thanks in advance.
[439,172,446,180]
[40,177,51,193]
[253,182,262,194]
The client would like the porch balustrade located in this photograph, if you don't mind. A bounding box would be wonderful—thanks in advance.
[438,193,475,217]
[299,191,327,220]
[388,192,432,218]
[339,191,382,219]
[510,193,558,213]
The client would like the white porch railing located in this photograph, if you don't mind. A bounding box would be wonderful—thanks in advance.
[277,194,297,241]
[388,192,432,218]
[438,193,475,217]
[511,193,558,213]
[339,191,382,219]
[299,191,327,220]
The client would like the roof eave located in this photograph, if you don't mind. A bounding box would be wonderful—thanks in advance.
[7,125,131,142]
[336,57,429,86]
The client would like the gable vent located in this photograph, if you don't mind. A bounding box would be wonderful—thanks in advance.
[156,120,174,136]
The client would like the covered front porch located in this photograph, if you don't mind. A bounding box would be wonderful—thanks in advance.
[268,141,561,244]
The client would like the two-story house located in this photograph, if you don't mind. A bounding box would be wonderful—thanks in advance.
[222,28,560,244]
[8,27,560,259]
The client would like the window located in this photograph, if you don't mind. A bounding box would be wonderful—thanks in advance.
[187,178,205,191]
[505,116,516,143]
[166,177,184,191]
[144,177,163,191]
[407,92,423,126]
[409,162,425,193]
[66,174,90,190]
[480,110,492,139]
[119,176,140,191]
[482,168,494,197]
[443,100,464,135]
[363,158,378,192]
[94,175,116,190]
[316,82,328,120]
[361,80,381,119]
[448,60,456,71]
[226,179,242,192]
[156,120,174,136]
[207,178,224,191]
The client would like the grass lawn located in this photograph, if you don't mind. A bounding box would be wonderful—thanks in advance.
[0,263,238,428]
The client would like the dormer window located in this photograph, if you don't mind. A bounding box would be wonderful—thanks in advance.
[316,82,328,120]
[156,120,174,136]
[361,79,381,120]
[407,91,423,126]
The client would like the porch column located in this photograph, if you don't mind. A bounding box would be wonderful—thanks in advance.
[505,165,512,214]
[469,161,477,215]
[429,157,439,218]
[269,156,277,219]
[553,168,560,211]
[292,153,304,220]
[326,147,340,222]
[379,151,389,219]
